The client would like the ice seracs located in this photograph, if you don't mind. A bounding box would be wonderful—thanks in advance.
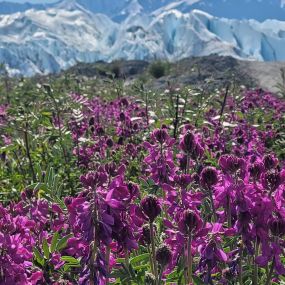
[1,2,285,76]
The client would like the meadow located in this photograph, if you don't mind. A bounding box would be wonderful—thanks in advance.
[0,70,285,285]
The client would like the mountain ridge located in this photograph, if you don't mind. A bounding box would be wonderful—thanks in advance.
[1,0,285,21]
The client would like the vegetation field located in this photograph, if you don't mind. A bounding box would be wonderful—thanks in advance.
[1,69,285,285]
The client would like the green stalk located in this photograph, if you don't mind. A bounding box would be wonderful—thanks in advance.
[106,246,111,285]
[187,234,193,284]
[148,245,154,275]
[265,257,275,285]
[239,247,243,285]
[23,121,36,182]
[253,240,259,285]
[209,192,217,223]
[226,195,231,228]
[90,240,97,285]
[150,222,158,285]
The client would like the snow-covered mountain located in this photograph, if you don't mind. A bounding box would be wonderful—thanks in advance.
[1,0,285,76]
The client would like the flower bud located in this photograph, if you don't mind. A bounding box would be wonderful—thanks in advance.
[263,154,278,170]
[262,170,281,191]
[180,131,196,154]
[89,117,95,126]
[119,112,126,121]
[219,154,244,174]
[152,128,169,144]
[156,244,172,268]
[141,195,161,223]
[269,216,285,237]
[200,166,218,189]
[96,127,104,136]
[106,138,114,148]
[142,224,151,244]
[179,209,201,235]
[120,98,129,107]
[249,161,263,180]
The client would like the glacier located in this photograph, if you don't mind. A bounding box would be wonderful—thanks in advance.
[1,3,285,76]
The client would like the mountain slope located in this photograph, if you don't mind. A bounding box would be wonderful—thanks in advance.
[1,5,285,76]
[155,0,285,22]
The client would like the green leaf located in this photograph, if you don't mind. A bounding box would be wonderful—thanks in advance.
[193,276,204,285]
[33,247,44,266]
[42,238,50,260]
[50,231,59,253]
[61,256,80,264]
[56,234,73,251]
[130,253,149,265]
[116,258,125,264]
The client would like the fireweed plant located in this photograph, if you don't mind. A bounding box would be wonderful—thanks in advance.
[0,83,285,285]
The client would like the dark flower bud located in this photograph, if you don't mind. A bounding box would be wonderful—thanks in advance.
[141,224,152,244]
[156,244,172,268]
[119,112,126,121]
[145,272,156,285]
[106,138,114,148]
[263,154,278,170]
[179,155,187,171]
[192,142,204,160]
[127,182,139,199]
[21,188,34,200]
[222,267,234,280]
[96,127,104,136]
[80,171,107,188]
[200,166,218,189]
[262,170,281,191]
[219,154,245,174]
[269,216,285,237]
[64,196,72,206]
[237,137,244,144]
[120,98,129,107]
[133,123,139,131]
[180,131,196,154]
[179,209,201,235]
[118,136,124,145]
[192,173,200,184]
[249,161,263,180]
[141,195,161,223]
[152,128,169,144]
[89,117,95,126]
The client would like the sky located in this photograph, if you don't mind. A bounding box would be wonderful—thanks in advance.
[0,0,57,3]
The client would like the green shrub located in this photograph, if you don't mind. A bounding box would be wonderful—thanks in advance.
[149,61,169,79]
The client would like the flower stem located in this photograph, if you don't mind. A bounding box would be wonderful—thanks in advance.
[226,195,231,228]
[158,265,164,285]
[253,240,259,285]
[187,234,193,284]
[209,192,217,223]
[90,240,97,285]
[239,247,243,285]
[106,246,111,285]
[148,245,154,274]
[150,222,158,285]
[125,248,129,266]
[265,257,275,285]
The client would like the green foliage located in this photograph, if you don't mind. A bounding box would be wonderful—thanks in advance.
[149,61,169,79]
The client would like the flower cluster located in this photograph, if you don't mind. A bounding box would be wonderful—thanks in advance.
[1,88,285,285]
